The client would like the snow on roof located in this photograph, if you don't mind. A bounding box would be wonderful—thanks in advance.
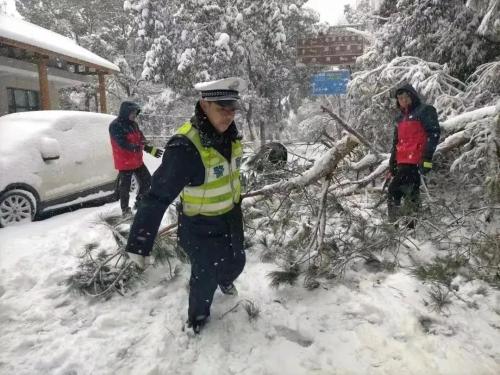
[0,15,120,73]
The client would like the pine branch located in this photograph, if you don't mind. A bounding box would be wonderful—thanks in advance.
[268,266,301,288]
[67,246,144,299]
[243,135,359,200]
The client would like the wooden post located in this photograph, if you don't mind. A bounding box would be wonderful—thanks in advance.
[36,55,50,110]
[98,71,107,113]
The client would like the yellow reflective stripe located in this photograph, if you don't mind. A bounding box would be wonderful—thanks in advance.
[184,184,232,198]
[183,179,240,210]
[183,203,233,216]
[151,146,157,154]
[423,161,432,168]
[176,122,192,134]
[176,122,212,168]
[175,121,242,216]
[183,191,234,205]
[185,171,239,191]
[232,144,242,155]
[207,156,224,166]
[204,174,232,188]
[184,176,240,201]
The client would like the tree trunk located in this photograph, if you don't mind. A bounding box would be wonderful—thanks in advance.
[244,53,257,142]
[245,101,256,141]
[85,93,90,111]
[259,119,266,146]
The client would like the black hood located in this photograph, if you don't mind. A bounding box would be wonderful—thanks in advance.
[394,83,422,110]
[118,101,141,120]
[191,101,241,147]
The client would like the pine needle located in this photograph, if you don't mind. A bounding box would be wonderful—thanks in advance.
[267,266,300,288]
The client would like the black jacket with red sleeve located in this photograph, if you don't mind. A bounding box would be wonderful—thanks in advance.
[389,84,441,174]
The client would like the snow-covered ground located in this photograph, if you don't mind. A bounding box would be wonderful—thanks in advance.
[1,199,499,375]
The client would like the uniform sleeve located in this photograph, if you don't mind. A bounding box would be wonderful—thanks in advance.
[109,121,141,152]
[421,105,441,162]
[389,124,398,174]
[125,136,204,256]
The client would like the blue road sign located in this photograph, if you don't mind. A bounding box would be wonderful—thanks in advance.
[311,70,350,96]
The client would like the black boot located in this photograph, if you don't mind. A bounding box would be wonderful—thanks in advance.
[388,203,401,225]
[219,283,238,296]
[403,217,417,230]
[187,315,207,334]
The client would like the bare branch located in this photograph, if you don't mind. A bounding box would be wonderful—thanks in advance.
[321,105,382,158]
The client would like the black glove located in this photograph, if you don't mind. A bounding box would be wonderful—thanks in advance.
[144,145,164,158]
[421,161,433,175]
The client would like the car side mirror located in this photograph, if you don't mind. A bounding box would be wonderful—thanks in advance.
[40,136,61,161]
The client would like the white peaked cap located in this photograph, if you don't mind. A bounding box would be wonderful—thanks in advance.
[194,77,248,101]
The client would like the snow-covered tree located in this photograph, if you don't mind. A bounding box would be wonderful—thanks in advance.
[344,0,373,26]
[16,0,148,112]
[129,0,320,142]
[373,0,500,81]
[467,0,500,42]
[346,56,466,150]
[124,0,168,49]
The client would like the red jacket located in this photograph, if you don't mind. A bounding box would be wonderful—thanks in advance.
[109,101,145,171]
[110,126,144,170]
[395,115,428,164]
[389,84,441,173]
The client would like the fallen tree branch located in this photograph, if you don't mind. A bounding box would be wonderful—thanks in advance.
[158,222,177,237]
[337,159,389,188]
[441,105,497,133]
[435,130,470,154]
[345,153,390,172]
[242,135,359,199]
[321,105,383,158]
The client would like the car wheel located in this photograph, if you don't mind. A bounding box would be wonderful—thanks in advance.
[0,190,37,227]
[113,173,141,201]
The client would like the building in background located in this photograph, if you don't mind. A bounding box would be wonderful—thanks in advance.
[297,26,366,66]
[0,14,119,116]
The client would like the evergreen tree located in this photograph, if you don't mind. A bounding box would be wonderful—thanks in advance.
[344,0,372,26]
[467,0,500,42]
[373,0,500,81]
[16,0,144,110]
[129,0,320,141]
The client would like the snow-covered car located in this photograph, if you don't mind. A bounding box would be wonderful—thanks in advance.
[0,111,120,227]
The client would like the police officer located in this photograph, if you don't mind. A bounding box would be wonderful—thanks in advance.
[109,101,163,217]
[388,84,441,227]
[125,78,247,334]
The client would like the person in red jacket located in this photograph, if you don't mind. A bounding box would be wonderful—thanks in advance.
[387,84,440,227]
[109,101,163,217]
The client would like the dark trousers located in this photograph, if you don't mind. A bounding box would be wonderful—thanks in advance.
[118,164,151,211]
[186,239,245,322]
[178,207,246,323]
[387,164,421,222]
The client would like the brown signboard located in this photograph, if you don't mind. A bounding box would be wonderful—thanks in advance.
[297,31,364,66]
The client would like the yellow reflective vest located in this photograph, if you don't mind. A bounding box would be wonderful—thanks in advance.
[176,122,242,216]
